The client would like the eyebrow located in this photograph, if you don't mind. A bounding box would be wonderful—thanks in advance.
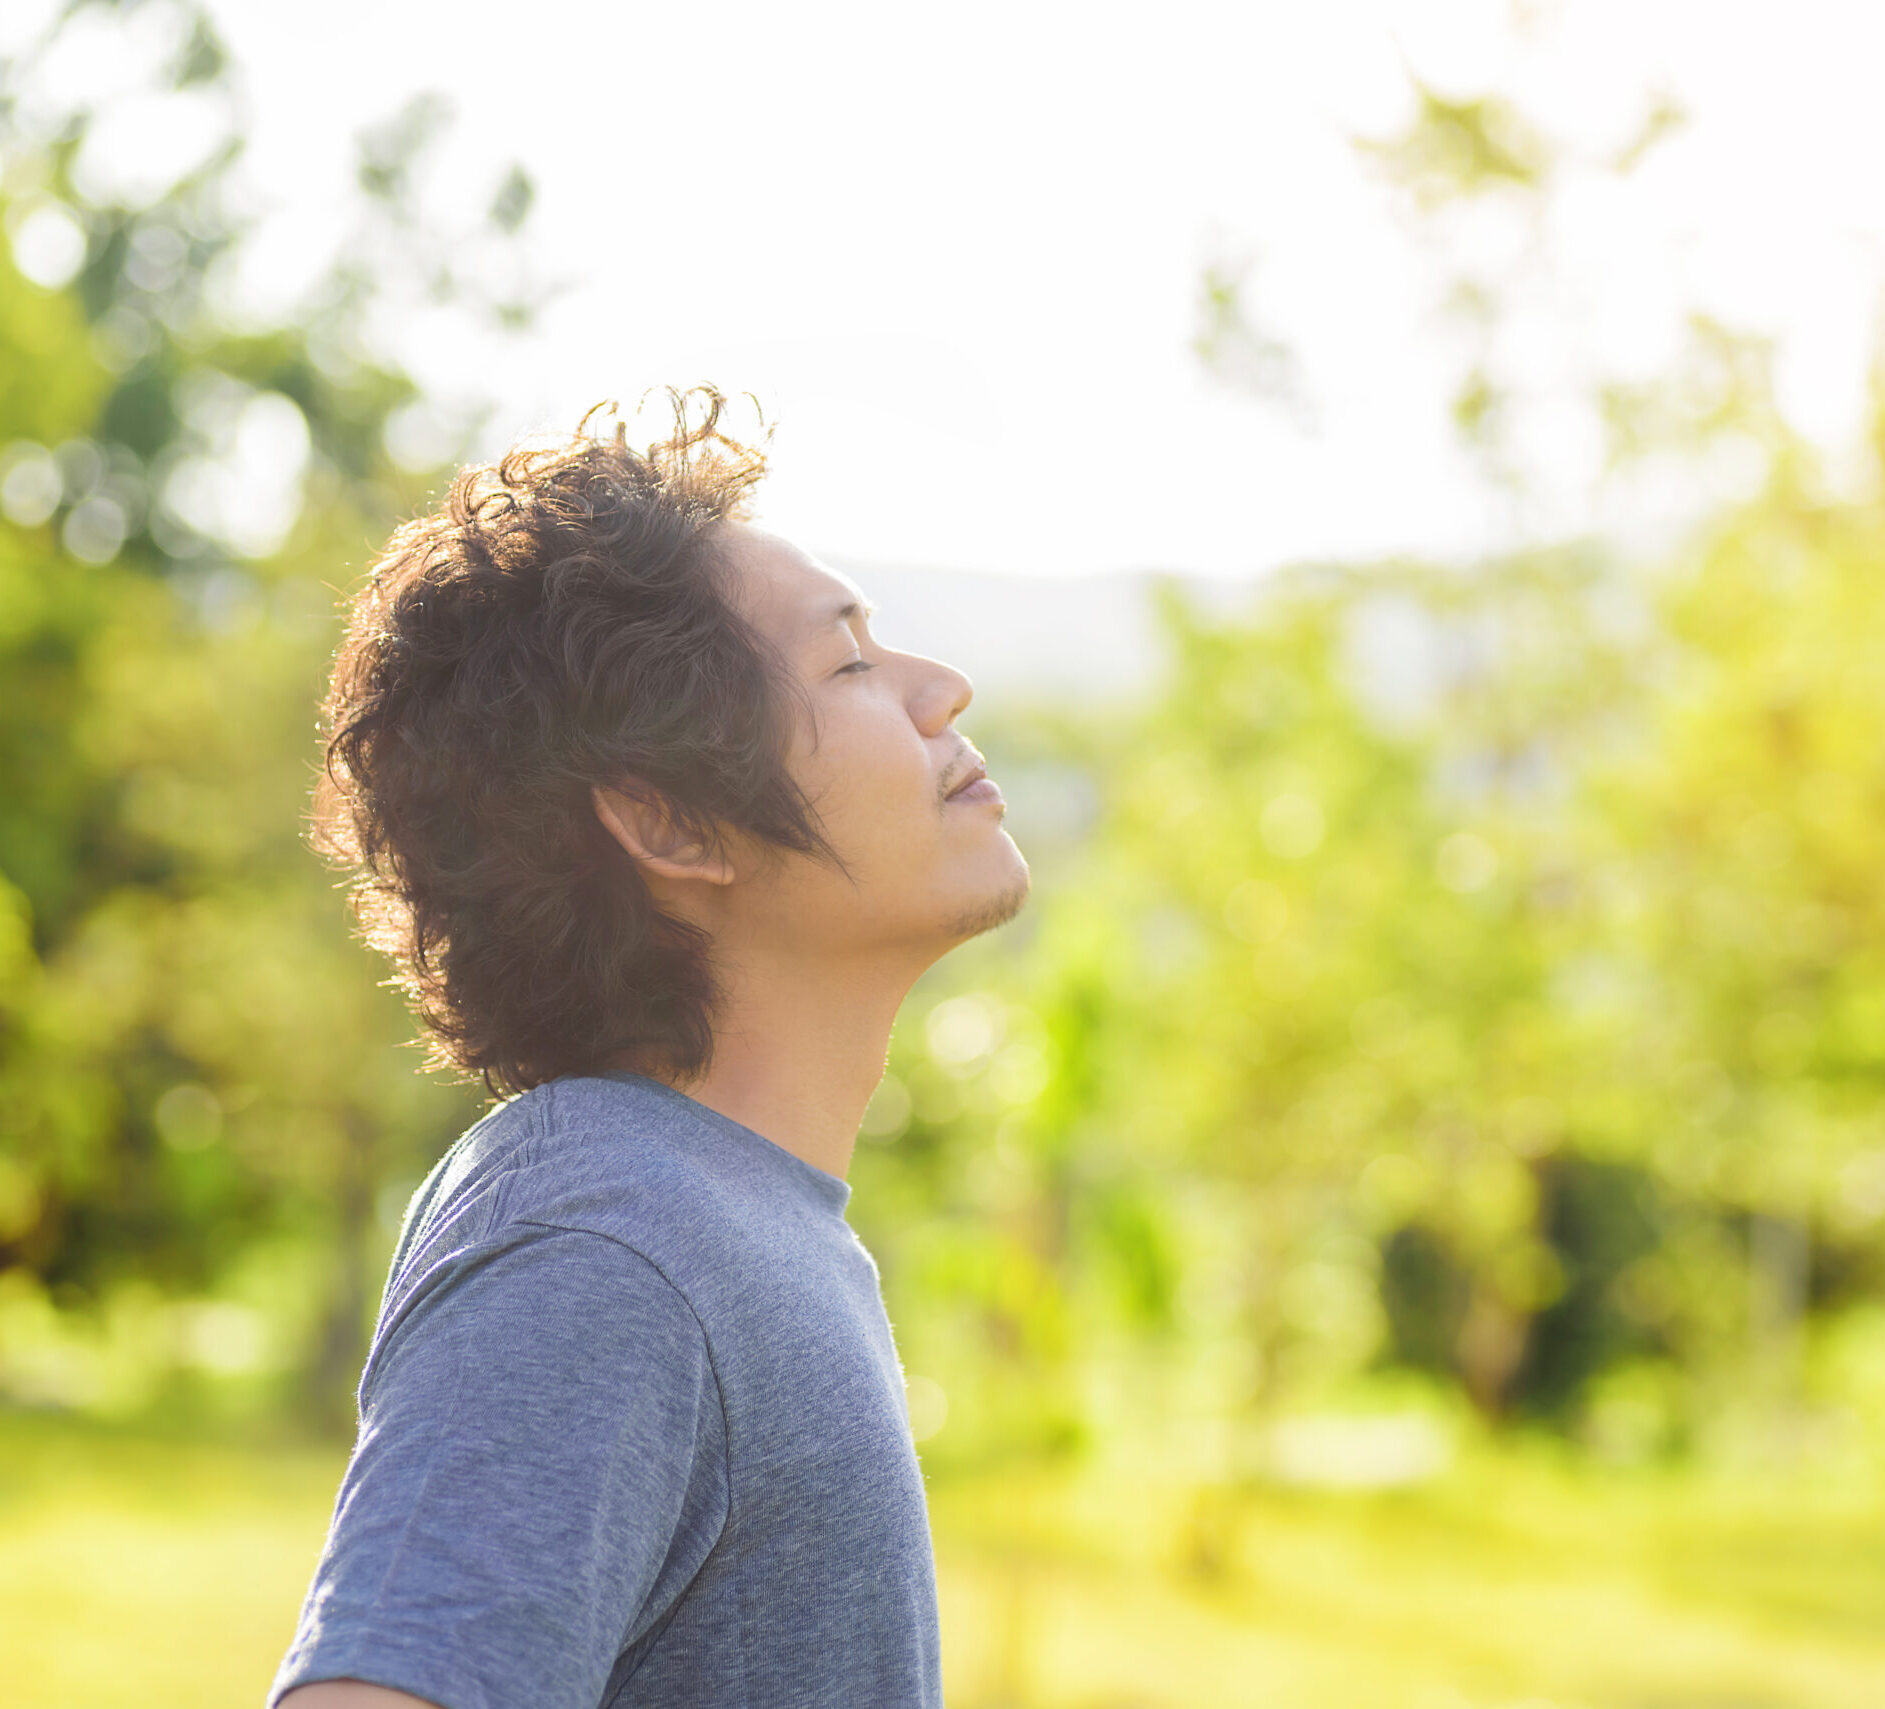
[810,597,876,635]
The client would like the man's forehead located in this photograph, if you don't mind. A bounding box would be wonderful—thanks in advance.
[722,525,870,640]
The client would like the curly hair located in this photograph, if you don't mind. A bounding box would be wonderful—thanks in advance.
[311,387,841,1097]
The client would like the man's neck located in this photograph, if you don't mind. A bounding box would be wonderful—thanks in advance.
[656,951,918,1182]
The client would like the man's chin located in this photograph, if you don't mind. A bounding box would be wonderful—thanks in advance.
[942,870,1031,945]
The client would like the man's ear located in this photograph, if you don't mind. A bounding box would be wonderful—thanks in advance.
[591,784,737,887]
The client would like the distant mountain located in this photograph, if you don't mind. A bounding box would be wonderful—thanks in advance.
[826,557,1258,704]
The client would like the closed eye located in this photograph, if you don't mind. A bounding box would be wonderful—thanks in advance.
[836,658,876,675]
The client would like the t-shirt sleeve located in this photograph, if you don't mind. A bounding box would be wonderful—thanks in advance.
[270,1223,725,1709]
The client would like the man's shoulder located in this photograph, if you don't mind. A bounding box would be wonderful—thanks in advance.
[408,1073,785,1280]
[387,1072,852,1344]
[422,1074,715,1224]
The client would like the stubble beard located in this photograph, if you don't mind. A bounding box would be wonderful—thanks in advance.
[941,868,1032,944]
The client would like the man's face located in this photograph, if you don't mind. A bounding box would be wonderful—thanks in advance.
[716,522,1030,960]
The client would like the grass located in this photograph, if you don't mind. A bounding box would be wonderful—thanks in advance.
[932,1456,1885,1707]
[3,1410,1882,1708]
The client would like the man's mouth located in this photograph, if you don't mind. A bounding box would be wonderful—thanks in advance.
[945,765,1002,806]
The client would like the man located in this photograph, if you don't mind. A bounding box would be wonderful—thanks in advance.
[272,388,1030,1709]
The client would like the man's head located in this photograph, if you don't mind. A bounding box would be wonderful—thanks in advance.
[315,389,1027,1096]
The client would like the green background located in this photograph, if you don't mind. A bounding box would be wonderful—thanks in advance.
[3,5,1882,1704]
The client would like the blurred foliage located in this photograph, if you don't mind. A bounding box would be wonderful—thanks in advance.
[0,0,527,1429]
[860,454,1885,1473]
[854,55,1885,1480]
[1353,80,1549,208]
[1,0,1883,1510]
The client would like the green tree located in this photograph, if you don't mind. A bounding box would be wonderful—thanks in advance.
[0,0,533,1429]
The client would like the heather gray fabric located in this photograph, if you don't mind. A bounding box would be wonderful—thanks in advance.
[270,1073,941,1709]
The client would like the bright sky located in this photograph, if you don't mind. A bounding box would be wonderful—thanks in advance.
[11,0,1885,579]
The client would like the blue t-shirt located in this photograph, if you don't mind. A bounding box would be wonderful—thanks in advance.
[271,1072,942,1709]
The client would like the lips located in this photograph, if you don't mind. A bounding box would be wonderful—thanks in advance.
[945,761,1003,806]
[945,763,988,801]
